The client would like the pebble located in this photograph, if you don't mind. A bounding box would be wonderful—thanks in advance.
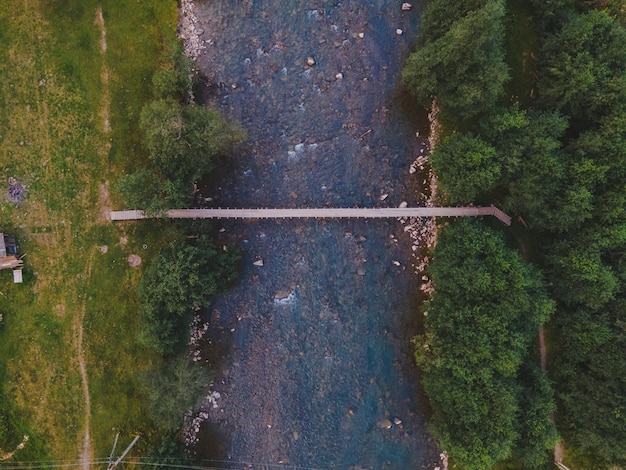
[402,3,412,11]
[253,259,264,267]
[377,419,393,429]
[396,29,403,35]
[335,72,343,80]
[306,56,316,66]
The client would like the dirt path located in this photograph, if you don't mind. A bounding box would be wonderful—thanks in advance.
[77,258,94,470]
[95,6,111,133]
[539,326,569,466]
[539,326,546,374]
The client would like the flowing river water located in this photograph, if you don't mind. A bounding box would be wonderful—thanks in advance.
[185,1,439,468]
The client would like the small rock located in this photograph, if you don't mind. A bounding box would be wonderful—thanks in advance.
[377,419,393,429]
[306,56,316,66]
[402,3,412,11]
[394,417,402,425]
[396,28,403,35]
[335,72,343,80]
[398,201,408,208]
[380,193,388,201]
[357,268,366,276]
[100,245,108,254]
[253,259,264,267]
[392,260,401,266]
[358,32,364,38]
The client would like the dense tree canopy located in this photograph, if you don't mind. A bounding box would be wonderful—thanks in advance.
[404,0,626,469]
[406,0,626,465]
[415,221,555,469]
[402,0,509,122]
[537,9,626,126]
[430,133,500,204]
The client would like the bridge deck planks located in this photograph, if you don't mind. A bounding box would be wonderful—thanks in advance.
[109,206,511,225]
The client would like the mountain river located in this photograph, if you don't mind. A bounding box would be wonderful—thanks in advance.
[181,1,440,468]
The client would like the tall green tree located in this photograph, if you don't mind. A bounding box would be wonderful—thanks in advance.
[138,236,239,356]
[430,133,501,204]
[402,0,509,121]
[140,99,245,192]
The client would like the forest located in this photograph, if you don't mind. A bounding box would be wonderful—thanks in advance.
[404,0,626,468]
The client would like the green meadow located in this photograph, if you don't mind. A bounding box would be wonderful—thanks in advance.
[0,0,181,461]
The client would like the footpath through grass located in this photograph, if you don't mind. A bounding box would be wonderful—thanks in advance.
[0,0,178,461]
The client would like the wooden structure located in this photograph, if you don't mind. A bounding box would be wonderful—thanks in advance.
[109,205,512,225]
[0,234,23,283]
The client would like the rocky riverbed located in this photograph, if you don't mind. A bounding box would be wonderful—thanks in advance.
[180,1,441,468]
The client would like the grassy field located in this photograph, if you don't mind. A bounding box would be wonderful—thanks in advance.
[0,0,179,461]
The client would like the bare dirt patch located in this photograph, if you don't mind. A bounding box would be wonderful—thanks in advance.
[97,181,112,223]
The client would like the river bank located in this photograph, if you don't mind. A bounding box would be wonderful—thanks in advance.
[179,1,440,468]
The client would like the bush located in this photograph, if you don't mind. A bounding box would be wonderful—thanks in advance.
[137,235,239,356]
[143,355,211,430]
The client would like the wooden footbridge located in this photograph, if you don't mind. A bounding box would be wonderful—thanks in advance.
[109,205,511,225]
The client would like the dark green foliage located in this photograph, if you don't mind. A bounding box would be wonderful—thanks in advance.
[117,47,245,212]
[479,108,568,228]
[537,9,626,126]
[552,303,626,466]
[418,0,487,41]
[0,392,47,461]
[430,133,500,204]
[115,168,179,216]
[138,235,239,356]
[0,394,13,450]
[144,430,186,468]
[415,221,555,469]
[402,0,509,121]
[152,42,192,101]
[143,355,211,430]
[140,99,245,191]
[515,362,559,468]
[547,237,619,310]
[405,0,626,465]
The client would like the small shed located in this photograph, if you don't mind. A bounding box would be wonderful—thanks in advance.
[0,234,23,282]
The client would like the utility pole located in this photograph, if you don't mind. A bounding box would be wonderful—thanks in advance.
[107,433,119,470]
[107,434,140,470]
